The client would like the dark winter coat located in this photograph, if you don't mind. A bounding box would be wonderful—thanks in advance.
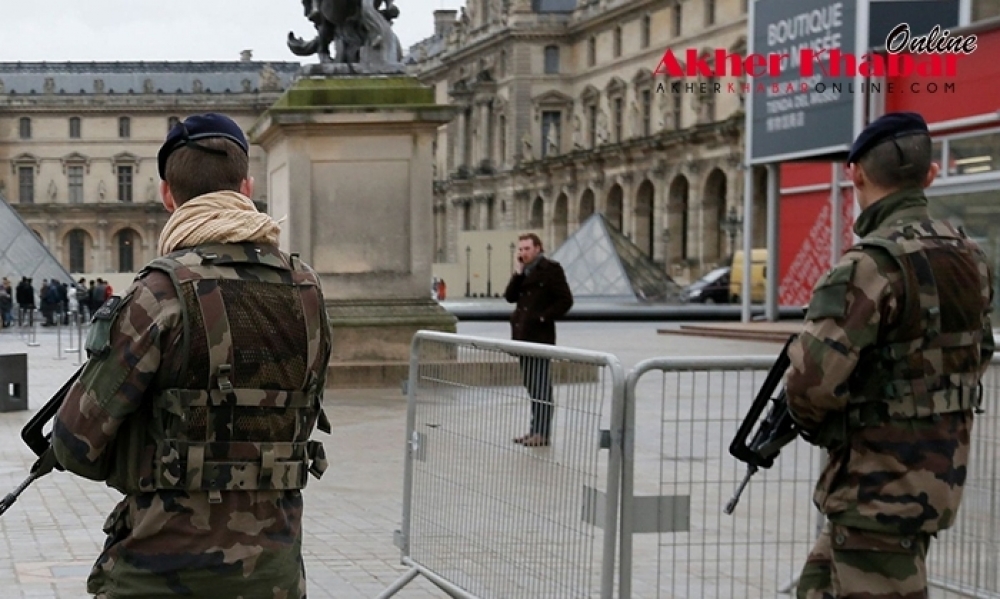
[503,256,574,345]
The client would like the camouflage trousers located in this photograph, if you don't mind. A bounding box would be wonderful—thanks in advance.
[796,522,931,599]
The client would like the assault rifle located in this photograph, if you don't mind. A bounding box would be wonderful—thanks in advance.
[0,367,82,517]
[724,334,801,515]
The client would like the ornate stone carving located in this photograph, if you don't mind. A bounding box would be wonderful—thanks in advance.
[521,131,534,161]
[93,79,105,94]
[44,78,55,94]
[572,111,583,149]
[259,64,281,91]
[146,178,157,203]
[595,109,610,146]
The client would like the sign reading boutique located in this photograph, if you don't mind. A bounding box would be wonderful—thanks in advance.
[750,0,858,163]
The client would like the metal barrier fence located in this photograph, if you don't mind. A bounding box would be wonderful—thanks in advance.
[621,356,1000,599]
[378,331,626,599]
[381,336,1000,598]
[621,357,821,599]
[926,359,1000,598]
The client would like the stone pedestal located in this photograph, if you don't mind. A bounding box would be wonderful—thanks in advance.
[251,77,458,388]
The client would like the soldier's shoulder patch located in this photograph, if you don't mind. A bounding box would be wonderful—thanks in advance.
[92,296,124,322]
[86,295,130,359]
[805,261,857,321]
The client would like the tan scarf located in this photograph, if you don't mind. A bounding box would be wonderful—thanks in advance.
[157,191,281,256]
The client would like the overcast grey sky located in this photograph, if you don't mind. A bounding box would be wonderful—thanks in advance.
[0,0,465,63]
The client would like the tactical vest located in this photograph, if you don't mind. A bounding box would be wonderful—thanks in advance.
[846,219,990,427]
[107,242,331,500]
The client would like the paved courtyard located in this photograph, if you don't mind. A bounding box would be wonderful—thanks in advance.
[0,316,796,598]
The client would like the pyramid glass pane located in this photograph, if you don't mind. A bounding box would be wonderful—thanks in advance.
[550,213,682,302]
[0,194,75,285]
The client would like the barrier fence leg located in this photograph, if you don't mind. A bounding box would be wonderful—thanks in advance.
[374,567,420,599]
[26,313,39,348]
[375,561,470,599]
[55,314,65,360]
[66,311,79,354]
[74,317,85,366]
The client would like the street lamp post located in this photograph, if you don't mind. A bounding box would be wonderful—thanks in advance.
[720,206,744,258]
[486,243,493,297]
[465,245,471,297]
[509,242,516,273]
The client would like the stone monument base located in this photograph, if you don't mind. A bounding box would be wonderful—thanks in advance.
[301,63,406,76]
[251,76,459,389]
[324,298,457,388]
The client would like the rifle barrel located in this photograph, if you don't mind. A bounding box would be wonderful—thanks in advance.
[0,472,39,517]
[0,450,60,518]
[724,463,758,515]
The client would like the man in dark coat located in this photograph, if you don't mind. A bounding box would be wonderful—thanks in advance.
[503,233,574,447]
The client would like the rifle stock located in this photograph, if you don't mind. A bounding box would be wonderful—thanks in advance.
[0,366,83,517]
[724,334,801,515]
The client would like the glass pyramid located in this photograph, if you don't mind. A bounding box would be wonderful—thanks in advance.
[0,192,75,285]
[550,213,683,303]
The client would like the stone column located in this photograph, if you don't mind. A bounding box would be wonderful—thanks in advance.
[459,108,470,168]
[46,220,59,256]
[652,161,668,264]
[145,218,159,264]
[97,219,108,273]
[621,172,635,240]
[251,77,458,387]
[476,195,490,231]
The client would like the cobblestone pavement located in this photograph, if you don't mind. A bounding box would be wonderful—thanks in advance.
[0,318,780,598]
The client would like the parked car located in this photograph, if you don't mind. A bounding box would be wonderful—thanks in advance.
[681,267,731,304]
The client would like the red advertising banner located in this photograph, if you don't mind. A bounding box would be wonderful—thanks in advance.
[779,180,855,307]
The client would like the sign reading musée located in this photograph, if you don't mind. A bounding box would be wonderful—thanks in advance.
[751,0,858,163]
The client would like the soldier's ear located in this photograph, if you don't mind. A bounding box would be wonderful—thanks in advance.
[923,163,940,188]
[849,163,867,189]
[240,177,255,199]
[159,181,176,213]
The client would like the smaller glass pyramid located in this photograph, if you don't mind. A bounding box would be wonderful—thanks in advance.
[0,193,76,285]
[550,213,683,303]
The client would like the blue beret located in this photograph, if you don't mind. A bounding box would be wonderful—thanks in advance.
[847,112,929,164]
[157,113,249,179]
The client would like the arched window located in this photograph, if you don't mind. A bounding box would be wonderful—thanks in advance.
[68,229,87,273]
[579,189,595,224]
[117,229,138,272]
[606,184,624,231]
[635,180,655,256]
[530,197,544,228]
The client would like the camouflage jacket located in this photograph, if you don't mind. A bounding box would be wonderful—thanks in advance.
[785,188,995,535]
[52,242,332,598]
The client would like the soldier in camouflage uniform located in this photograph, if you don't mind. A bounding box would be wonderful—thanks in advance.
[785,112,995,599]
[52,113,333,598]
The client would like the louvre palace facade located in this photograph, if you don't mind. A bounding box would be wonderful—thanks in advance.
[410,0,767,282]
[410,0,1000,283]
[0,56,299,276]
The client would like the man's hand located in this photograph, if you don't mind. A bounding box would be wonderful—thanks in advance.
[514,259,524,275]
